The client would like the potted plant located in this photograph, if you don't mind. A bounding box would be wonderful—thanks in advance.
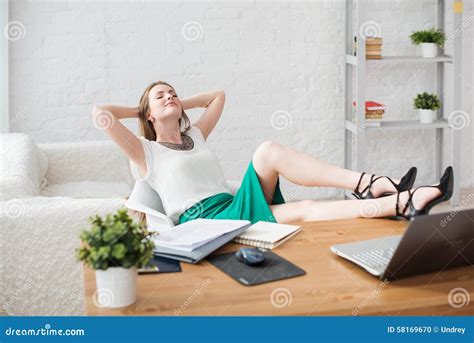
[409,28,446,58]
[413,92,441,124]
[76,208,155,308]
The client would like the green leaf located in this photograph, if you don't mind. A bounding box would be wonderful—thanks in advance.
[111,243,127,260]
[413,92,441,110]
[410,28,446,47]
[76,208,155,270]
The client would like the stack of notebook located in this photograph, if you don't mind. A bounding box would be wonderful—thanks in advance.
[233,221,301,249]
[352,100,386,127]
[365,37,383,60]
[353,36,383,59]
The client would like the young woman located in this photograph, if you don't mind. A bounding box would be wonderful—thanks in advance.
[92,81,453,225]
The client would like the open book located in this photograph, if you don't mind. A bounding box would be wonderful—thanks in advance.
[153,219,250,252]
[233,221,301,249]
[152,219,252,263]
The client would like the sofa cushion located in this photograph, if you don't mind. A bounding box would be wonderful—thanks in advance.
[41,181,131,199]
[0,133,48,200]
[39,140,134,187]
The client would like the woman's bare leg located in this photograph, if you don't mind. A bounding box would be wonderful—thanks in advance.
[252,141,399,204]
[270,187,442,224]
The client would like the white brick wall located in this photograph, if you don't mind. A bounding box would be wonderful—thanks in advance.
[8,0,474,200]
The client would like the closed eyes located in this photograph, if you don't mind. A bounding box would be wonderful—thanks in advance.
[156,94,177,99]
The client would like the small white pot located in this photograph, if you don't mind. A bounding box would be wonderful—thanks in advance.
[419,109,436,124]
[95,267,137,308]
[421,43,438,58]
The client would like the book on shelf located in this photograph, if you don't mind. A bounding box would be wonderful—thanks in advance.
[366,50,382,56]
[365,116,384,121]
[353,36,383,57]
[366,110,385,117]
[365,37,383,45]
[366,114,384,119]
[366,45,382,51]
[352,100,385,126]
[352,101,386,111]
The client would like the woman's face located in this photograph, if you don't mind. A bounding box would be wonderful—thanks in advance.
[147,84,183,122]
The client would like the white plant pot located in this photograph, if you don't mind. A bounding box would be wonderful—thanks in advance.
[421,43,438,58]
[95,267,137,308]
[419,109,436,124]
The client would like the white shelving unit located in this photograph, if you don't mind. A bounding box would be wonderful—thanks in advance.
[344,0,462,206]
[1,0,9,133]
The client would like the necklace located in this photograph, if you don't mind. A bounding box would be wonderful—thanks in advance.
[157,134,194,151]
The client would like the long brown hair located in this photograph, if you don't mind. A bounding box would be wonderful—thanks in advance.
[133,81,191,225]
[137,81,191,141]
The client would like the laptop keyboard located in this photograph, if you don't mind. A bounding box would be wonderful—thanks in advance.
[353,248,395,268]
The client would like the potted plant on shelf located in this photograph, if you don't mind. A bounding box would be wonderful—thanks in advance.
[409,28,446,58]
[413,92,441,124]
[76,208,155,308]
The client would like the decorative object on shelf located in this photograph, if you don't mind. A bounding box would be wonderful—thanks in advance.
[366,37,382,60]
[353,36,383,59]
[76,208,155,308]
[353,100,386,126]
[413,92,441,124]
[409,28,446,58]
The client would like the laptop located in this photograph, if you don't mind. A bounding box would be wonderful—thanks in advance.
[331,209,474,281]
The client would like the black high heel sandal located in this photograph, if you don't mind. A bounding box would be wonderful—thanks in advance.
[395,166,454,220]
[352,167,417,200]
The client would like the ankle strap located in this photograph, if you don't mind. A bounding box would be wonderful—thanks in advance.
[359,174,376,196]
[372,175,398,190]
[396,189,413,218]
[354,172,366,195]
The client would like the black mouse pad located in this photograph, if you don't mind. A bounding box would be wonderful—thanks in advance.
[206,249,306,286]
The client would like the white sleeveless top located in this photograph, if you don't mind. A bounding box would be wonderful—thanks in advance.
[129,125,231,224]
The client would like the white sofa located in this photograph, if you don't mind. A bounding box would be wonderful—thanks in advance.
[0,133,239,315]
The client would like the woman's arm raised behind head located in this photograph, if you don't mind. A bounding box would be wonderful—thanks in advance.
[91,104,147,177]
[181,89,225,141]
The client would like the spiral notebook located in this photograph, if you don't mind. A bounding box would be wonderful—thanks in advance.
[233,221,301,249]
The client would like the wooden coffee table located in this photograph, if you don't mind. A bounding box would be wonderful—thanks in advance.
[83,218,474,316]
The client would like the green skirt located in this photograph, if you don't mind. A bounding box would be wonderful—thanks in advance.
[178,161,285,225]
